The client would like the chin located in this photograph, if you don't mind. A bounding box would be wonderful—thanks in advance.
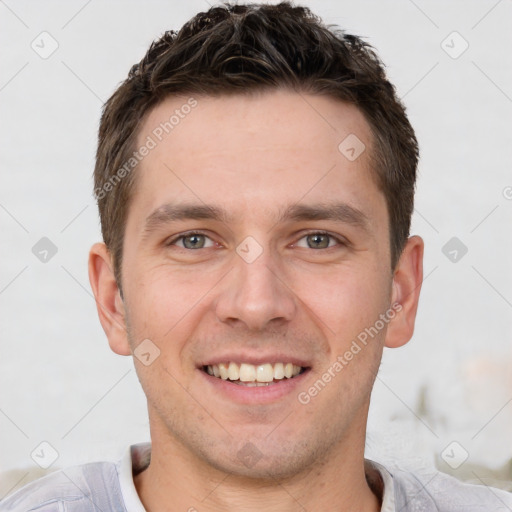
[196,436,328,482]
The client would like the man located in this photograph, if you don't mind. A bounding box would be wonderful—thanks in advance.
[2,2,510,511]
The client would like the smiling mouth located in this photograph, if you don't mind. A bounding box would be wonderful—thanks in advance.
[202,362,308,387]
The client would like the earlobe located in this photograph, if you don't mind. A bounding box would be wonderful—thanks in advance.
[385,235,424,349]
[88,243,131,356]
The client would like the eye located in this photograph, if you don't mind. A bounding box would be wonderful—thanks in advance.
[171,233,215,249]
[295,232,342,249]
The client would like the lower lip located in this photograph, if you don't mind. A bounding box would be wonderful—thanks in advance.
[198,368,310,404]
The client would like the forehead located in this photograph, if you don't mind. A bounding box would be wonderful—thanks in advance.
[130,90,384,224]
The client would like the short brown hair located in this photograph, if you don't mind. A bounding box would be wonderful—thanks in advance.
[94,2,418,288]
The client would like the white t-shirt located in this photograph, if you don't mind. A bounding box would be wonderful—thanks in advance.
[2,443,511,511]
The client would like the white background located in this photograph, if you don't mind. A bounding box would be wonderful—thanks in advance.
[1,0,511,498]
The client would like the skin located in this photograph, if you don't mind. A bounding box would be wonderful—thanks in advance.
[89,90,423,512]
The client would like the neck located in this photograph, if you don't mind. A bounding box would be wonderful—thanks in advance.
[134,422,381,512]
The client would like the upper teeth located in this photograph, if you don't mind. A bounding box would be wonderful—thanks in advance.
[206,362,302,382]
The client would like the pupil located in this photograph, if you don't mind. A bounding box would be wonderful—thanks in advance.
[308,234,328,249]
[184,235,204,249]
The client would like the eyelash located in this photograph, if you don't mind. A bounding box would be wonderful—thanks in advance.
[165,230,214,248]
[295,230,346,249]
[166,230,346,249]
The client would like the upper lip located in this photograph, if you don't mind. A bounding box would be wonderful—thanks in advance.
[198,353,311,368]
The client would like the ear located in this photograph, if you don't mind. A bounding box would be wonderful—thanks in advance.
[88,242,131,356]
[385,235,424,349]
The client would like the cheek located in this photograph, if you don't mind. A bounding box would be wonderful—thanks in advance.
[124,265,218,353]
[288,263,391,344]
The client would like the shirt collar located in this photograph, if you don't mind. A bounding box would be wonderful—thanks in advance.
[365,458,396,511]
[117,443,151,512]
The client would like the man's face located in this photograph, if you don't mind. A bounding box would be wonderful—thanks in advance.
[120,90,395,478]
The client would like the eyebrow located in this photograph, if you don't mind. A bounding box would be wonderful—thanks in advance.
[142,201,370,236]
[144,204,231,234]
[281,203,369,230]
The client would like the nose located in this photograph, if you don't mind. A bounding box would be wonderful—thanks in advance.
[214,248,297,332]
